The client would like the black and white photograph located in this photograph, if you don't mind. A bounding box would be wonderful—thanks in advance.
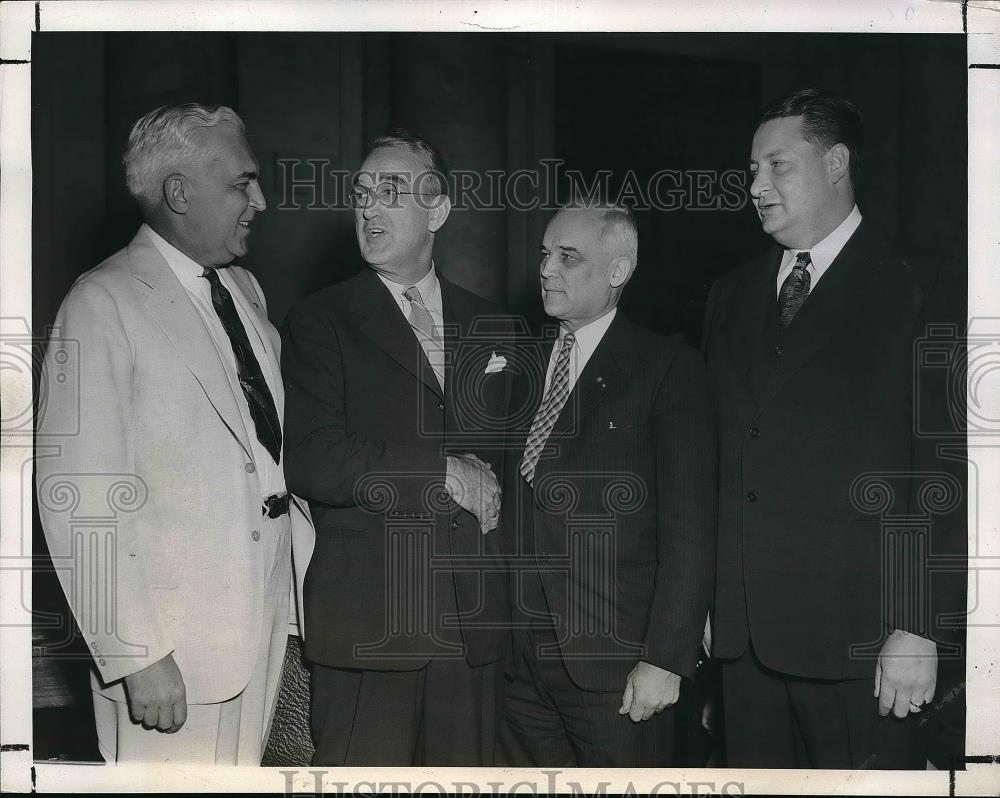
[1,0,998,794]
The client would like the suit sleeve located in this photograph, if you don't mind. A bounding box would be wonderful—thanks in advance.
[35,280,174,686]
[644,344,718,679]
[281,303,446,511]
[899,258,967,647]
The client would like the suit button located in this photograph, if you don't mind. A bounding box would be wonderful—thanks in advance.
[245,462,256,473]
[774,344,783,356]
[251,530,261,541]
[748,426,760,439]
[539,552,550,564]
[437,402,445,411]
[745,490,757,503]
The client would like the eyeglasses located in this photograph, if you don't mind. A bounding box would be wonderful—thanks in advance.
[351,182,437,209]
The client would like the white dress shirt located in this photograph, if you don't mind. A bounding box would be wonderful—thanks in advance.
[542,307,618,396]
[775,204,863,297]
[146,224,286,501]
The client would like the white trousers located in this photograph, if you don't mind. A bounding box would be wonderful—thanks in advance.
[94,517,291,764]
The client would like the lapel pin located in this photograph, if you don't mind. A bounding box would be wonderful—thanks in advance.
[596,376,605,388]
[608,420,617,430]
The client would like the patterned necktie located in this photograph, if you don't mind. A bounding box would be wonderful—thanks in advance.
[403,285,445,389]
[519,332,576,485]
[202,267,282,464]
[778,250,812,327]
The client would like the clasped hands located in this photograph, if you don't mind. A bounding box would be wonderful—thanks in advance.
[445,453,501,534]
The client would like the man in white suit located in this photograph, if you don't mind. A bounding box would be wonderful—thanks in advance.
[35,103,313,764]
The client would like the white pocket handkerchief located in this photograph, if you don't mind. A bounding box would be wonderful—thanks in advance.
[484,352,507,374]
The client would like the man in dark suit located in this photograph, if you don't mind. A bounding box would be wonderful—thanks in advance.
[496,201,717,766]
[281,132,513,766]
[703,88,964,768]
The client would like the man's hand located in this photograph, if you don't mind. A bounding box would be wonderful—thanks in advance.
[445,453,501,534]
[122,653,187,733]
[875,630,937,718]
[618,660,681,722]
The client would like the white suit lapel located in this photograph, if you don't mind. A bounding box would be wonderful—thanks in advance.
[126,228,255,460]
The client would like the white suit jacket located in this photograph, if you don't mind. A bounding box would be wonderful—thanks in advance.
[35,226,314,704]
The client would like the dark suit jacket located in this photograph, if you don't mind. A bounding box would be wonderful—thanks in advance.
[703,221,966,680]
[505,313,717,689]
[281,268,514,671]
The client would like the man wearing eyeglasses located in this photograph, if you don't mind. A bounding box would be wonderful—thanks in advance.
[282,131,514,766]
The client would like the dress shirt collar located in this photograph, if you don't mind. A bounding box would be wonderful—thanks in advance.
[560,307,617,361]
[778,204,862,290]
[376,264,443,317]
[145,223,212,294]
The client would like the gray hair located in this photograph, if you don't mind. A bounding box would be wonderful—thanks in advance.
[564,196,639,268]
[123,103,245,207]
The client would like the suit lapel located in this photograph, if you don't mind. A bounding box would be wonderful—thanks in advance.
[440,276,463,402]
[756,221,875,408]
[127,229,255,461]
[349,269,443,400]
[225,266,284,413]
[545,314,627,446]
[727,247,781,402]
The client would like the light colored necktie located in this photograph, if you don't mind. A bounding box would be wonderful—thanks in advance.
[778,250,812,327]
[519,332,576,485]
[403,285,445,389]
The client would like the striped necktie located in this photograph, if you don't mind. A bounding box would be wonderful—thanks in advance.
[519,332,576,485]
[778,250,812,327]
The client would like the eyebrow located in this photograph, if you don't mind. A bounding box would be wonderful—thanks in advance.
[558,245,582,255]
[351,173,411,189]
[235,170,258,180]
[750,147,790,163]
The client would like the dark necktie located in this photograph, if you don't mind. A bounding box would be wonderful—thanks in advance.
[520,332,576,485]
[202,267,282,464]
[778,250,812,327]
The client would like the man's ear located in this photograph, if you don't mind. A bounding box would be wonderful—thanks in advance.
[163,173,189,214]
[609,256,635,288]
[427,194,452,233]
[826,143,850,185]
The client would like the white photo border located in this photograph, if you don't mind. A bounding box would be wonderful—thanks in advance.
[1,1,997,794]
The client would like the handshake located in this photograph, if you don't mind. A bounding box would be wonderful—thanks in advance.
[445,453,501,534]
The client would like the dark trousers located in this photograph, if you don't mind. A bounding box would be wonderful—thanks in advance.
[310,657,501,766]
[722,644,924,769]
[497,628,675,767]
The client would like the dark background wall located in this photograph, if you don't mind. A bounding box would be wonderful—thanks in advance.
[30,31,966,759]
[33,32,966,340]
